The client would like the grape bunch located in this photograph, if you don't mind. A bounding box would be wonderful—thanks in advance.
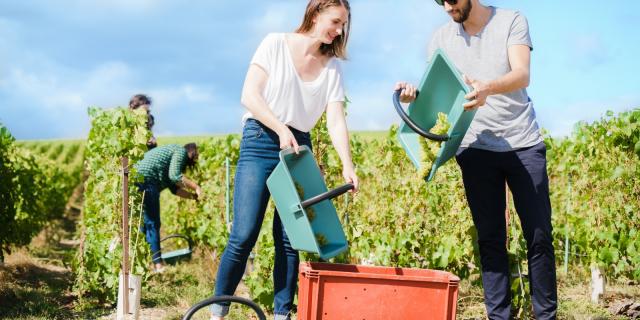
[295,181,305,199]
[418,112,451,179]
[306,207,316,222]
[315,233,328,247]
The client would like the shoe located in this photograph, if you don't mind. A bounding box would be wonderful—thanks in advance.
[152,263,166,273]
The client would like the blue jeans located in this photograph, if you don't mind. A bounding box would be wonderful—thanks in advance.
[212,119,311,319]
[138,182,162,264]
[456,142,557,320]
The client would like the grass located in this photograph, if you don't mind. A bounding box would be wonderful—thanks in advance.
[0,251,75,320]
[0,203,267,320]
[5,238,639,320]
[101,250,266,320]
[455,267,640,319]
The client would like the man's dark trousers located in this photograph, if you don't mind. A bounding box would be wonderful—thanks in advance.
[456,142,558,319]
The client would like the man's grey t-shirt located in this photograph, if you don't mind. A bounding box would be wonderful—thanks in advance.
[427,7,542,152]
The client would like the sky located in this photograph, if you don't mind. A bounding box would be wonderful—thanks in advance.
[1,0,638,140]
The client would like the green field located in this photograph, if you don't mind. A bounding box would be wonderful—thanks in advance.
[3,108,640,319]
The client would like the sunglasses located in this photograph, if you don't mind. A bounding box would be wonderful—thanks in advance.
[435,0,458,5]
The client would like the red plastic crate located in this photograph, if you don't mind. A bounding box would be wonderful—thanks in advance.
[297,262,460,320]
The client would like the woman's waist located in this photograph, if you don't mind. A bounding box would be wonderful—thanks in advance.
[244,118,310,139]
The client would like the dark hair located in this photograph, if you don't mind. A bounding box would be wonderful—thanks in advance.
[184,143,198,168]
[295,0,351,59]
[147,113,155,130]
[129,94,152,110]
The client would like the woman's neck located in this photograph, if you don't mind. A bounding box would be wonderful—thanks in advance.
[295,32,324,57]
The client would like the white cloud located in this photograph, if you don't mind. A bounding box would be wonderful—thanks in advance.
[251,2,302,35]
[51,0,165,20]
[346,80,402,131]
[567,33,609,69]
[4,60,137,111]
[148,84,216,112]
[1,1,638,140]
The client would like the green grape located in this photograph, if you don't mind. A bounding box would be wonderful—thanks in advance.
[315,233,328,247]
[418,112,451,179]
[306,207,316,222]
[294,181,305,199]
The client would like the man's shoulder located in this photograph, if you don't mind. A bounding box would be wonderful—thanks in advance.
[434,20,458,37]
[149,144,182,159]
[493,7,526,23]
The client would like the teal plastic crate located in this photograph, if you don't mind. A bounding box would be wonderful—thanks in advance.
[266,146,352,260]
[159,234,192,265]
[394,49,476,181]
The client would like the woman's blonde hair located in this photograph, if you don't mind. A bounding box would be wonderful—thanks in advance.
[295,0,351,59]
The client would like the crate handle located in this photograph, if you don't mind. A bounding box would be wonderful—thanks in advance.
[393,89,450,142]
[301,183,354,209]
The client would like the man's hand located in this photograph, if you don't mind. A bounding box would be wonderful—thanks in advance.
[194,186,203,201]
[176,188,196,200]
[394,82,418,103]
[463,75,492,110]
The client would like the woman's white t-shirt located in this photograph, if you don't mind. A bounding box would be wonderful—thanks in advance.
[241,33,346,133]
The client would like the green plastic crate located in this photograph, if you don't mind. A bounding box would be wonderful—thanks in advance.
[266,146,348,260]
[395,49,476,181]
[159,234,192,265]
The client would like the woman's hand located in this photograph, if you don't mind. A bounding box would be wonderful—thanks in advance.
[276,125,300,154]
[342,164,359,193]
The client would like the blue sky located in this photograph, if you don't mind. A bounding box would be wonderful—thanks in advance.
[1,1,638,140]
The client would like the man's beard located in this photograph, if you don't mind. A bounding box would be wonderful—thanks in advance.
[452,0,473,23]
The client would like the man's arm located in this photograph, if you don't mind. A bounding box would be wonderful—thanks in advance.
[175,187,197,200]
[462,44,531,110]
[178,176,203,200]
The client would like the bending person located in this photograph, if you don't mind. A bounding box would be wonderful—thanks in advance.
[135,143,202,272]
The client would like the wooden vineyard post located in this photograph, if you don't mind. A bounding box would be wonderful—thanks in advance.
[121,157,129,317]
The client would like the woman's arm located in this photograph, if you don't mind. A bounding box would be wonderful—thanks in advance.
[326,101,358,192]
[241,65,300,153]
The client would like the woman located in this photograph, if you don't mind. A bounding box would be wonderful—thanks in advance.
[129,94,158,149]
[211,1,357,319]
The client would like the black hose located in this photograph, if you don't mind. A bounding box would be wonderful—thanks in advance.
[182,295,266,320]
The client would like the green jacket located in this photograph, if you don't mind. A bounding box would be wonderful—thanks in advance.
[135,144,187,193]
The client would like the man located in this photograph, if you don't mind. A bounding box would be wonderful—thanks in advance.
[135,143,203,272]
[395,0,557,318]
